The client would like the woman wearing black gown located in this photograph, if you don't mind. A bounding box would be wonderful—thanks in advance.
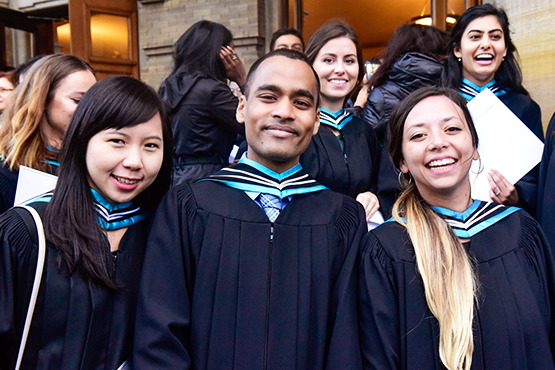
[302,23,380,222]
[443,4,542,215]
[359,87,555,370]
[0,76,172,369]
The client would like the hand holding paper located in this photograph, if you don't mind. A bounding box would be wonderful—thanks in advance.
[466,89,543,203]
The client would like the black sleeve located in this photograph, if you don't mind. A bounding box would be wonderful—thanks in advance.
[0,209,37,370]
[325,197,367,368]
[358,231,401,370]
[132,186,196,370]
[209,82,245,136]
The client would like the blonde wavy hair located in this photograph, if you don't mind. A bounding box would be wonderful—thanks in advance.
[0,54,94,171]
[388,87,480,370]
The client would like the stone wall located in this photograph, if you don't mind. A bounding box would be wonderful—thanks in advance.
[138,0,273,89]
[486,0,555,130]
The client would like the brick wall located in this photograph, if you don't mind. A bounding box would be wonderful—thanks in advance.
[138,0,271,89]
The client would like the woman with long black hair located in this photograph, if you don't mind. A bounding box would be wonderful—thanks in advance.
[0,76,172,369]
[444,4,542,215]
[160,20,246,185]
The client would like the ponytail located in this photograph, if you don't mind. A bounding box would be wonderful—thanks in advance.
[392,182,477,370]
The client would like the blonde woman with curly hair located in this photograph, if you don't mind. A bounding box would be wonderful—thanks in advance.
[0,54,95,213]
[359,87,555,370]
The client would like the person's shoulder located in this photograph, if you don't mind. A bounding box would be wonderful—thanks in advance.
[365,219,414,262]
[0,205,36,251]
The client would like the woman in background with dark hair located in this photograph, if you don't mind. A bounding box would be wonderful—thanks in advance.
[444,4,542,214]
[160,20,246,185]
[359,87,555,370]
[302,22,380,223]
[361,24,448,218]
[0,76,172,369]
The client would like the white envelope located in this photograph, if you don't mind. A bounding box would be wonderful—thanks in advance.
[467,89,544,202]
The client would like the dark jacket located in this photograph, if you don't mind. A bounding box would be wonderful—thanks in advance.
[159,72,245,184]
[362,52,443,218]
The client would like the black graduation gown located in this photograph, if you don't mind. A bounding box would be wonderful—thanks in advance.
[498,91,543,216]
[537,112,555,249]
[0,204,148,370]
[300,116,380,199]
[0,164,19,215]
[132,181,367,369]
[359,210,555,369]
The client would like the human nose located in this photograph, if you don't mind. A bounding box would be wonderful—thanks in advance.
[480,37,491,49]
[428,131,448,151]
[122,146,143,170]
[272,98,295,120]
[334,61,345,74]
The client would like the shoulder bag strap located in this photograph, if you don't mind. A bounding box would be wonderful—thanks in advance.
[13,205,46,370]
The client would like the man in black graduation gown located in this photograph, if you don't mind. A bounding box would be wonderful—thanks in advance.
[132,49,366,369]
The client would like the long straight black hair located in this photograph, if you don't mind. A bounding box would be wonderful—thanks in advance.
[170,20,233,81]
[443,4,527,94]
[44,76,173,290]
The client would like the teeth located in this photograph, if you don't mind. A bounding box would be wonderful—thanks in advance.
[330,79,346,84]
[114,176,138,184]
[476,54,493,60]
[428,158,455,167]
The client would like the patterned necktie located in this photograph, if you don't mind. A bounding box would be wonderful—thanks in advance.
[257,193,282,222]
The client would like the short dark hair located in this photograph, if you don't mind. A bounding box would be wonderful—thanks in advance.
[389,87,479,180]
[269,28,304,51]
[443,4,526,94]
[171,20,233,81]
[305,22,364,84]
[242,49,320,108]
[45,76,173,290]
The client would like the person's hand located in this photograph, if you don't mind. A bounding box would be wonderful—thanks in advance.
[488,168,519,206]
[356,191,380,221]
[353,75,369,108]
[220,45,246,87]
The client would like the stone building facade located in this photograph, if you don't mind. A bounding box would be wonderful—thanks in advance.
[138,0,277,89]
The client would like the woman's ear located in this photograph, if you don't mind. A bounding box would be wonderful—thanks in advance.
[453,48,462,59]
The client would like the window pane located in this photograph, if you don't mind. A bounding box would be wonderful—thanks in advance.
[5,27,34,68]
[90,13,129,59]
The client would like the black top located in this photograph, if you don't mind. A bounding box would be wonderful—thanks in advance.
[359,210,555,369]
[498,91,543,216]
[0,164,19,215]
[300,115,380,199]
[362,53,444,218]
[132,180,366,369]
[0,203,148,370]
[538,112,555,249]
[159,72,244,169]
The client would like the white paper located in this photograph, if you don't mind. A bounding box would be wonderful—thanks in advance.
[466,89,544,202]
[367,210,385,230]
[14,166,58,206]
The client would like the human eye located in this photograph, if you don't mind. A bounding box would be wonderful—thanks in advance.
[490,33,502,40]
[70,98,81,104]
[345,58,356,64]
[323,57,334,63]
[446,126,463,134]
[145,142,160,150]
[294,99,312,109]
[258,93,277,102]
[409,132,425,141]
[108,138,125,145]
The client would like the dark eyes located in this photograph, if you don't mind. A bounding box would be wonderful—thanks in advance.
[70,98,81,104]
[145,143,160,149]
[446,126,462,133]
[409,133,424,141]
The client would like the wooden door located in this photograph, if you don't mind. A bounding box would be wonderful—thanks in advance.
[68,0,139,79]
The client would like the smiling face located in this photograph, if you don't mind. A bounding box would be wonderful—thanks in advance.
[454,15,507,87]
[274,34,303,52]
[85,114,164,204]
[237,55,320,173]
[42,70,97,148]
[400,95,479,206]
[312,36,359,111]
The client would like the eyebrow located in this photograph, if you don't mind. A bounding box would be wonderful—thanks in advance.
[255,84,315,103]
[107,130,163,141]
[406,116,463,128]
[467,28,503,34]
